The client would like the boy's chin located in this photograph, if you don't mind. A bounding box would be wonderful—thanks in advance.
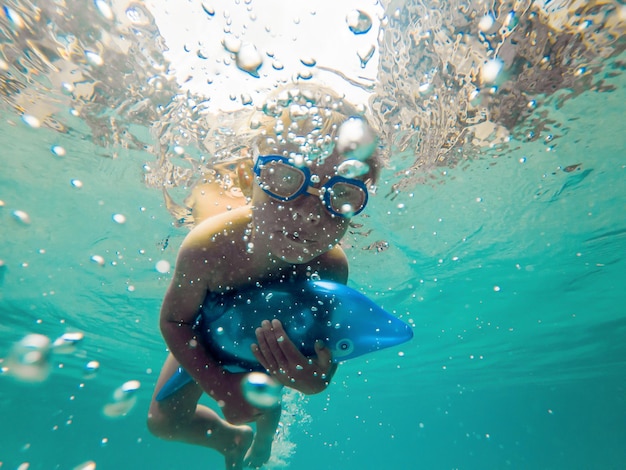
[273,246,320,265]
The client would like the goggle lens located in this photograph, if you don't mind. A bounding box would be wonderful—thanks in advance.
[326,181,367,216]
[256,160,306,200]
[254,155,368,217]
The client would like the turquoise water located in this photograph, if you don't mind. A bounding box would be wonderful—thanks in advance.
[1,1,626,469]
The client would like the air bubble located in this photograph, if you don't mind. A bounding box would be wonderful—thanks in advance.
[84,360,100,375]
[70,179,83,188]
[6,334,52,382]
[481,58,504,83]
[74,461,97,470]
[336,117,377,161]
[94,0,114,20]
[22,114,41,128]
[112,213,126,224]
[202,2,215,16]
[103,380,141,418]
[337,159,370,178]
[235,43,263,77]
[12,210,31,225]
[52,332,84,354]
[3,5,25,29]
[478,13,495,32]
[241,372,283,408]
[85,51,104,66]
[51,145,66,157]
[340,203,355,216]
[222,36,241,53]
[155,260,171,273]
[90,255,105,266]
[300,57,317,67]
[357,44,375,68]
[125,5,150,25]
[297,70,313,80]
[289,104,309,121]
[346,10,372,35]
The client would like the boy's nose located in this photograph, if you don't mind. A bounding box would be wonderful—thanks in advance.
[304,211,321,224]
[291,207,321,225]
[291,194,323,224]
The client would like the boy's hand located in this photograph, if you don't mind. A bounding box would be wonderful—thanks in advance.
[251,319,336,394]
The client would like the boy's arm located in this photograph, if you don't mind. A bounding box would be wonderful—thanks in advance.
[159,241,258,423]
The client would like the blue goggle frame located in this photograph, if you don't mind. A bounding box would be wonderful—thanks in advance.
[253,155,369,217]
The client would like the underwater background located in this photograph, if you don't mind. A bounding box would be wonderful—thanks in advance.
[1,1,625,469]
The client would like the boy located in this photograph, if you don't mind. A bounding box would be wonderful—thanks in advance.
[147,84,380,469]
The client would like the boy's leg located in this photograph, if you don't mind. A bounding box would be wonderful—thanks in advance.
[147,354,253,470]
[244,405,281,468]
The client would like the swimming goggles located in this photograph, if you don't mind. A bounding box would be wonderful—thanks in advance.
[253,155,368,217]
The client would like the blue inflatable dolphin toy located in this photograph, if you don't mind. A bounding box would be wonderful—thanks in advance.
[156,280,413,401]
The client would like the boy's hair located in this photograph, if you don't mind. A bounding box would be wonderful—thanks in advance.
[248,83,382,186]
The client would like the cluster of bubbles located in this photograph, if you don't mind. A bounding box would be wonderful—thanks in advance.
[252,85,376,167]
[370,0,625,189]
[0,0,626,223]
[335,116,378,179]
[3,332,84,382]
[2,331,140,418]
[0,0,624,198]
[215,7,376,78]
[222,36,264,78]
[0,0,174,148]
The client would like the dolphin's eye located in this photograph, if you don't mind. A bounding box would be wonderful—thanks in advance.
[334,338,354,357]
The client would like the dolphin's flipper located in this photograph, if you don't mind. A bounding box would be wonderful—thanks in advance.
[155,367,193,402]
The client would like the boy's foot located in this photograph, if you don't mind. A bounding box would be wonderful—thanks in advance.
[223,425,254,470]
[243,437,273,469]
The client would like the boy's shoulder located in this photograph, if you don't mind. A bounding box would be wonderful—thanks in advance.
[181,206,252,250]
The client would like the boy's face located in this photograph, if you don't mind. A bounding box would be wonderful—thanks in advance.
[251,154,353,264]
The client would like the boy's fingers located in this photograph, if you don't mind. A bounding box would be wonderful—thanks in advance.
[255,320,334,383]
[314,340,333,366]
[260,320,289,372]
[254,324,279,373]
[271,320,305,362]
